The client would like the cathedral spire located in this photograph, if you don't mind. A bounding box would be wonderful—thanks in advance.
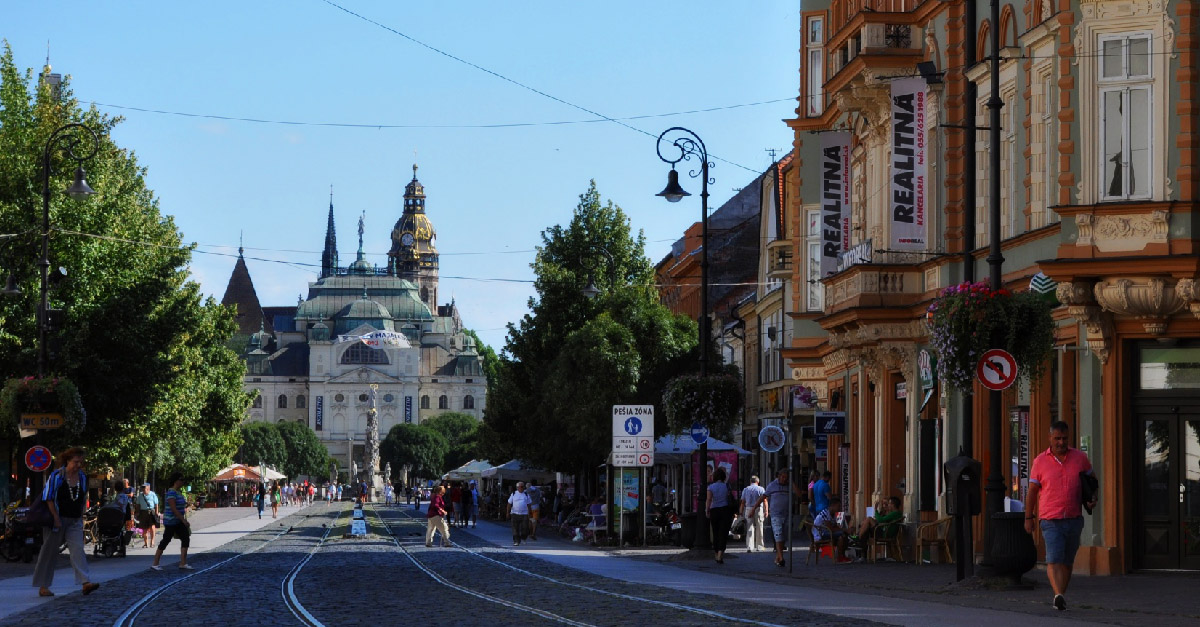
[320,186,338,278]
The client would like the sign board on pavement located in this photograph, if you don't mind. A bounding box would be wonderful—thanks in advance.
[612,405,654,467]
[20,413,63,430]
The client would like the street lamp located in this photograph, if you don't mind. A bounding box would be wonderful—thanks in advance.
[37,123,98,378]
[656,127,712,551]
[580,246,615,300]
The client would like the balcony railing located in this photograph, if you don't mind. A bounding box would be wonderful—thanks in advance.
[823,264,925,315]
[766,240,793,280]
[827,0,925,84]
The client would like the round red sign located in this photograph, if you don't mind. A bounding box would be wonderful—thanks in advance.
[25,445,52,472]
[977,349,1018,391]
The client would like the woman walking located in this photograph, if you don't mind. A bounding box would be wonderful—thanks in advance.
[271,482,281,518]
[706,467,735,564]
[150,473,192,571]
[425,485,450,547]
[134,482,159,548]
[32,447,99,597]
[255,482,267,519]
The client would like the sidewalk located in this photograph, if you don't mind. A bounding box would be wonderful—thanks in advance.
[0,501,318,621]
[461,512,1200,627]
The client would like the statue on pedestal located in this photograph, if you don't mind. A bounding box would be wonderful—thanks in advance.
[365,384,384,495]
[384,462,392,483]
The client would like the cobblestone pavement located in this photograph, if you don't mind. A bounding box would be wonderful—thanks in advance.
[1,503,884,627]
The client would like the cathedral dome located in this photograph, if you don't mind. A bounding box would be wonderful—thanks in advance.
[338,295,392,321]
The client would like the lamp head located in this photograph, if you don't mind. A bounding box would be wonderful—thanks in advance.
[1,273,20,296]
[581,275,601,300]
[656,168,690,203]
[65,166,95,200]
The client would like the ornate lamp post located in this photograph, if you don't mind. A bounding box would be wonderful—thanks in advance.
[656,127,713,550]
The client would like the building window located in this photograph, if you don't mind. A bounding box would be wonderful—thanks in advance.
[334,393,345,403]
[438,395,448,410]
[1032,70,1057,228]
[464,395,475,410]
[252,394,262,409]
[421,395,430,409]
[296,395,306,409]
[805,210,823,312]
[277,394,287,409]
[359,393,368,402]
[806,17,824,116]
[384,393,394,403]
[340,342,390,365]
[1099,34,1152,201]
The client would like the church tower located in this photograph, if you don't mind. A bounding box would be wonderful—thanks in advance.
[388,164,439,309]
[320,187,338,278]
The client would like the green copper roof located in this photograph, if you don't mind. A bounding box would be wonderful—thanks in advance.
[295,275,433,322]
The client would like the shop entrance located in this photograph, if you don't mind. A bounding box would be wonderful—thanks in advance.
[1134,345,1200,570]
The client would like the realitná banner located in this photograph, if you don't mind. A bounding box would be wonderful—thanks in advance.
[889,77,927,251]
[820,131,852,277]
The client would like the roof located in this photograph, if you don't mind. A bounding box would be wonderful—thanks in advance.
[294,274,433,322]
[221,253,267,336]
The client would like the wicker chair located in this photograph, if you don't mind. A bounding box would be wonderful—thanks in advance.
[916,516,953,564]
[868,518,906,563]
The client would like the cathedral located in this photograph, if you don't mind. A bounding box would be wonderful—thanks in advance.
[220,165,486,473]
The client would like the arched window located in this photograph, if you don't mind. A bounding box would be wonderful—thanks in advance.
[296,395,306,409]
[278,394,288,409]
[438,395,448,409]
[464,395,475,409]
[252,394,263,409]
[420,395,430,409]
[340,343,390,365]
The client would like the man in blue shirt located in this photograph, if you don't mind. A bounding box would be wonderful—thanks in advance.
[813,471,833,515]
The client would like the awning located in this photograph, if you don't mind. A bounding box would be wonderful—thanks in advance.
[212,464,261,482]
[251,465,287,481]
[441,459,493,482]
[480,459,555,484]
[653,435,752,464]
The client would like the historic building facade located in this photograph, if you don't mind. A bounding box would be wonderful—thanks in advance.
[221,167,486,472]
[771,0,1200,574]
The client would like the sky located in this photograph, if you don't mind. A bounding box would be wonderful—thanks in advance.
[5,1,801,352]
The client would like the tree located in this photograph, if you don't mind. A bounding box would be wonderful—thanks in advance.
[424,411,480,472]
[485,182,699,471]
[0,44,250,482]
[381,423,447,479]
[237,422,286,469]
[275,421,330,479]
[463,328,499,389]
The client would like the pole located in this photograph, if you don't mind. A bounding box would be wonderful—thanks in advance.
[981,0,1006,570]
[787,423,794,574]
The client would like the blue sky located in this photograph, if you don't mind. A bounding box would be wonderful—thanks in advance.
[6,1,800,351]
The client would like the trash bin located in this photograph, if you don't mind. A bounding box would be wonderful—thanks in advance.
[990,511,1036,584]
[680,512,698,549]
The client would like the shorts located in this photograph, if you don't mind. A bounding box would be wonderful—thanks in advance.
[1040,517,1084,564]
[770,514,789,541]
[160,523,191,550]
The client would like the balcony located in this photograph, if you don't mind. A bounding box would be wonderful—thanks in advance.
[826,0,926,92]
[766,239,793,280]
[822,263,925,317]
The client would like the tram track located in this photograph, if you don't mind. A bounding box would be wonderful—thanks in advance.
[370,505,789,627]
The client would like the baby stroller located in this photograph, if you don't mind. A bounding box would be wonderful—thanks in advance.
[94,505,133,558]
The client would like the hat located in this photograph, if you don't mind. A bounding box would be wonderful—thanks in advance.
[143,483,151,487]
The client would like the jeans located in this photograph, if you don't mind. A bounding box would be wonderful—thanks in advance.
[1040,517,1084,564]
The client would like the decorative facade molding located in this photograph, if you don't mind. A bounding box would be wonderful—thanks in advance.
[1057,281,1114,363]
[1093,277,1187,334]
[1075,210,1169,251]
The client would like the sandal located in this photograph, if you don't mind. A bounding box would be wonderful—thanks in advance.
[82,582,100,595]
[39,588,54,597]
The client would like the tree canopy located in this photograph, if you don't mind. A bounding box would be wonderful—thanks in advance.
[237,421,287,470]
[275,421,330,479]
[484,182,698,471]
[0,44,250,482]
[380,423,447,479]
[423,411,480,472]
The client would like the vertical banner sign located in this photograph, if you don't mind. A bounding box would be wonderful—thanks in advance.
[404,396,413,423]
[1014,406,1030,502]
[820,131,852,277]
[839,444,850,502]
[889,77,927,251]
[315,396,324,431]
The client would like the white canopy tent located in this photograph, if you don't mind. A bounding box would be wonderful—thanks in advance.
[441,459,493,482]
[480,459,555,484]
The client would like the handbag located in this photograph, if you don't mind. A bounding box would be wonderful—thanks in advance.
[24,495,54,527]
[1080,472,1099,514]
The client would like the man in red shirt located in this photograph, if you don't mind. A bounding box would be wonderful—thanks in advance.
[1024,421,1096,612]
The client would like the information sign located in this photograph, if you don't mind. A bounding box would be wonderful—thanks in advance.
[612,405,654,467]
[20,413,63,430]
[758,425,785,453]
[814,411,847,435]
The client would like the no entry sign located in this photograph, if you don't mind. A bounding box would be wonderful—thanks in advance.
[977,349,1018,391]
[25,445,52,472]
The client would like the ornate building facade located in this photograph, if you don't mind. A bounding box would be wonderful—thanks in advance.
[222,166,486,473]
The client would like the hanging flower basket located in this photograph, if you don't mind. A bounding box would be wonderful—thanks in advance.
[0,376,87,435]
[926,281,1056,391]
[662,373,741,437]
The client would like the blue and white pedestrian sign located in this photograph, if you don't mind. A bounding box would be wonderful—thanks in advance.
[690,422,709,445]
[612,405,655,467]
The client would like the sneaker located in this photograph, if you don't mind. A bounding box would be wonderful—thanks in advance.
[179,564,195,571]
[149,565,162,571]
[1053,594,1066,611]
[836,557,853,564]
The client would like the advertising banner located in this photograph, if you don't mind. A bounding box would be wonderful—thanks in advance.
[820,131,852,277]
[315,396,324,431]
[691,450,739,511]
[889,77,927,251]
[404,396,413,423]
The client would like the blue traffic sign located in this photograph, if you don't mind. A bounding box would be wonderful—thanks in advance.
[623,417,643,436]
[690,422,709,444]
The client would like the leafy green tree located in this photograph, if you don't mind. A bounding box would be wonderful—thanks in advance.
[424,411,480,472]
[237,422,287,469]
[0,44,250,482]
[485,182,698,471]
[462,328,499,389]
[275,421,330,479]
[381,423,447,479]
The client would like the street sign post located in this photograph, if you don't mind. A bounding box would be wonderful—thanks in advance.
[25,445,52,473]
[977,348,1018,391]
[758,425,785,453]
[690,421,709,445]
[20,413,63,430]
[612,405,654,468]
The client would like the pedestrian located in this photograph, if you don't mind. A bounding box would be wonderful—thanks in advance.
[32,447,100,597]
[449,483,462,527]
[135,482,160,547]
[812,470,832,515]
[705,467,735,564]
[150,473,192,571]
[384,482,394,506]
[255,482,266,519]
[525,484,542,540]
[507,482,532,546]
[739,475,767,552]
[425,485,450,547]
[469,481,480,527]
[336,483,344,502]
[1025,420,1096,612]
[271,481,281,518]
[764,469,804,567]
[459,483,473,528]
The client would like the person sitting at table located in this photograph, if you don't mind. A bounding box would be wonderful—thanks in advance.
[812,498,852,563]
[856,496,904,545]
